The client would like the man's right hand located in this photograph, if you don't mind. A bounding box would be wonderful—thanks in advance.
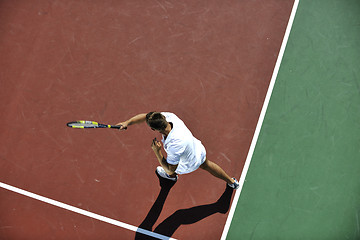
[115,122,128,130]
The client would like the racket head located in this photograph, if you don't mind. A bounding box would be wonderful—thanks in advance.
[67,121,99,128]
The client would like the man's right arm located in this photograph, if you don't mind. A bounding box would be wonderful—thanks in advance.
[116,113,147,130]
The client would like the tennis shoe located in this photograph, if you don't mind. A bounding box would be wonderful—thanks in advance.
[228,178,240,189]
[156,166,178,182]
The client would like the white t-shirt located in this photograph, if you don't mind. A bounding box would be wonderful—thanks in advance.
[161,112,206,174]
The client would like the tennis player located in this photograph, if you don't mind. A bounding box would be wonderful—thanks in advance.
[116,112,239,189]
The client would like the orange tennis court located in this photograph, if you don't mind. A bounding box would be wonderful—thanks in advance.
[0,1,294,239]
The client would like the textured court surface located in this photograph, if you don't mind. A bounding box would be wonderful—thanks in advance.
[227,1,360,239]
[3,0,358,240]
[0,1,294,239]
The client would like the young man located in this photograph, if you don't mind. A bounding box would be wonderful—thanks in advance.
[116,112,239,189]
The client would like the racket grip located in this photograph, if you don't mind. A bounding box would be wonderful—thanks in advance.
[111,125,127,130]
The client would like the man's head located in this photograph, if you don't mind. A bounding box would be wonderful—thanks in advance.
[146,112,168,131]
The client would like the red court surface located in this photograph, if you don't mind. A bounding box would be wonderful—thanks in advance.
[0,1,294,239]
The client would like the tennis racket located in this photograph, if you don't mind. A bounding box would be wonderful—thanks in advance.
[66,120,127,129]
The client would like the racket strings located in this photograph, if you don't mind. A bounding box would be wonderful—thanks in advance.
[67,121,98,128]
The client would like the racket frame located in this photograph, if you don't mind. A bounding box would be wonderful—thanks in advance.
[66,120,124,129]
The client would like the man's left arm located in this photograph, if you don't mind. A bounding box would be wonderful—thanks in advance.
[151,138,177,176]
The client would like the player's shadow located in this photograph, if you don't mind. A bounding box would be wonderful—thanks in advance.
[135,171,234,239]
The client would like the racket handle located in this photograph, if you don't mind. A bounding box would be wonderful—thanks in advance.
[111,125,127,130]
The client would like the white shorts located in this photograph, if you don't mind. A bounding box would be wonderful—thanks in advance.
[174,145,207,175]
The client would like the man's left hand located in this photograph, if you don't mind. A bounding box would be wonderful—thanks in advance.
[151,138,162,152]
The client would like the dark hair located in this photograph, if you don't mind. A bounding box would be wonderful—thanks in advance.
[146,112,167,131]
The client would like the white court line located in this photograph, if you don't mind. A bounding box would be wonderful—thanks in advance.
[0,182,176,240]
[220,0,300,239]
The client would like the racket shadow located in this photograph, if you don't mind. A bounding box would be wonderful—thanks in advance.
[135,174,234,239]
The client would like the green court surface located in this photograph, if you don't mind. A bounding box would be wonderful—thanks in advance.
[226,0,360,239]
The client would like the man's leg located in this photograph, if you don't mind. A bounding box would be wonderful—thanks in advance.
[200,158,235,184]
